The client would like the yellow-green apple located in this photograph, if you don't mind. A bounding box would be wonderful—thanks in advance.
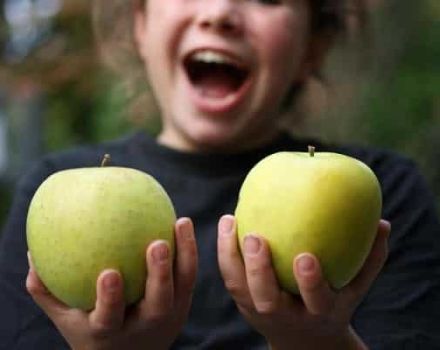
[235,147,382,294]
[27,155,176,310]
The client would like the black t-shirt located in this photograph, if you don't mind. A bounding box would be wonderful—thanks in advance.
[1,131,439,349]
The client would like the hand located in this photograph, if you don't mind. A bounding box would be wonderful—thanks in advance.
[26,217,198,350]
[217,215,391,350]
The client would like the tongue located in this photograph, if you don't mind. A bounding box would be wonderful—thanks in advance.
[195,71,238,99]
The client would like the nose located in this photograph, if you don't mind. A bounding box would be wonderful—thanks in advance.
[197,0,243,36]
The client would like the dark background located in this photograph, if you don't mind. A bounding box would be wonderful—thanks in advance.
[0,0,439,228]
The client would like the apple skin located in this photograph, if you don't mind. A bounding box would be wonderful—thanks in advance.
[27,166,176,310]
[235,150,382,294]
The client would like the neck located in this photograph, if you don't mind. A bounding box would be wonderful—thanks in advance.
[157,127,283,154]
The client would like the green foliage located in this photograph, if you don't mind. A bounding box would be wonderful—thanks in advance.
[359,0,440,206]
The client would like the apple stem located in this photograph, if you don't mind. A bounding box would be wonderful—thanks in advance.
[308,145,315,157]
[101,154,111,167]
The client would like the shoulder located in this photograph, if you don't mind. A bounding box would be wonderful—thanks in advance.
[333,142,416,176]
[329,142,424,191]
[43,132,145,170]
[15,132,145,195]
[331,142,438,223]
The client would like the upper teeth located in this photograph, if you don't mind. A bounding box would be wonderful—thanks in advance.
[191,51,237,66]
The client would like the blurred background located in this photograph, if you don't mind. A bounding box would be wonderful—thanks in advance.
[0,0,439,227]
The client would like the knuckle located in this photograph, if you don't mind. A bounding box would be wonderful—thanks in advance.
[303,280,321,294]
[178,240,198,263]
[182,266,197,282]
[147,309,170,325]
[184,241,198,256]
[246,262,272,279]
[223,278,244,296]
[255,300,278,315]
[184,250,198,267]
[145,298,174,325]
[102,296,123,310]
[178,261,197,283]
[217,240,232,255]
[90,320,115,337]
[299,274,324,293]
[154,265,172,284]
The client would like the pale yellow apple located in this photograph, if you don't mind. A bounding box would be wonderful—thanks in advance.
[27,158,176,310]
[235,148,382,294]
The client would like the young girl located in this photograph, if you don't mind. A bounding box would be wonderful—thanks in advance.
[1,0,439,349]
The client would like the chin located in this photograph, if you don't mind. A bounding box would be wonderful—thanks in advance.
[170,110,234,148]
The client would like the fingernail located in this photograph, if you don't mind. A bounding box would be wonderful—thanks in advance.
[244,235,261,255]
[103,271,120,292]
[382,219,392,234]
[219,215,234,236]
[152,241,169,263]
[296,254,315,275]
[179,218,193,240]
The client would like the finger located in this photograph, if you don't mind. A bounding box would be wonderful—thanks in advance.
[343,220,391,305]
[243,234,282,314]
[217,215,253,310]
[26,252,70,319]
[143,240,174,321]
[174,218,198,309]
[89,269,125,333]
[294,253,336,316]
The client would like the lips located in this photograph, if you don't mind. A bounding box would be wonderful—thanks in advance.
[182,48,253,113]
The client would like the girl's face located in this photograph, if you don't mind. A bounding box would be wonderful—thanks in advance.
[135,0,313,152]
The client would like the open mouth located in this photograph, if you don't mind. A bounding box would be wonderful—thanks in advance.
[183,50,250,99]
